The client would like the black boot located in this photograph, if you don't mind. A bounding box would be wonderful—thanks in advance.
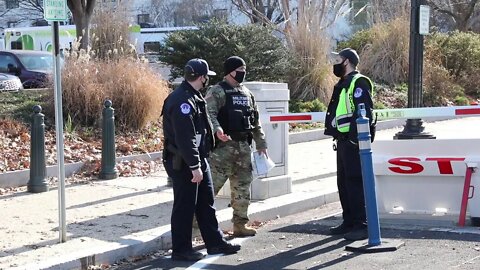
[329,222,354,235]
[344,224,368,241]
[171,250,205,261]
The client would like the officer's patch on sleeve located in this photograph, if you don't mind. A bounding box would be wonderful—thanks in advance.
[180,103,191,114]
[354,88,363,98]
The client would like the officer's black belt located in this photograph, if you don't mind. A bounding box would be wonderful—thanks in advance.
[336,134,350,141]
[228,132,253,142]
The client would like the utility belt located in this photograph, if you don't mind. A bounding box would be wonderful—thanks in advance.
[336,133,350,141]
[162,143,183,170]
[228,131,253,144]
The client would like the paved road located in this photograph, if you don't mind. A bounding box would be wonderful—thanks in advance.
[113,202,480,270]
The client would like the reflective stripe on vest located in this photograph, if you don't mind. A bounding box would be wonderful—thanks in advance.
[335,74,374,133]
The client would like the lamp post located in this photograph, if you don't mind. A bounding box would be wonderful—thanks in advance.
[394,0,435,140]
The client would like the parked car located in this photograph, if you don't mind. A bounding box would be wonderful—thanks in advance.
[0,50,53,88]
[0,73,23,92]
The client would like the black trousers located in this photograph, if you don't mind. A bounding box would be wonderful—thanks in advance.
[336,139,366,226]
[164,157,226,253]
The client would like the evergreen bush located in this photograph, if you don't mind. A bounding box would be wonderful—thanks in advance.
[159,20,291,85]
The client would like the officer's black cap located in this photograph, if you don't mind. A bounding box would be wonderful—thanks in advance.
[224,56,246,75]
[331,48,360,67]
[184,58,216,77]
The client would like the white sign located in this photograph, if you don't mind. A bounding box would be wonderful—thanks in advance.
[419,5,430,35]
[44,0,68,21]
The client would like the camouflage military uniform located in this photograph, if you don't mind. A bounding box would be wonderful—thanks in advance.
[205,81,267,226]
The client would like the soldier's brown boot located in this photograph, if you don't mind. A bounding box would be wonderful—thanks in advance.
[233,223,256,237]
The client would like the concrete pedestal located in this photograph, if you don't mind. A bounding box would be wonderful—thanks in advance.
[217,82,292,200]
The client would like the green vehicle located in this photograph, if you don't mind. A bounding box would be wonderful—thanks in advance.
[4,25,77,52]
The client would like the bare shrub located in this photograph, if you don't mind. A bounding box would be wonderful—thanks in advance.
[423,59,464,106]
[44,3,169,131]
[359,16,410,85]
[51,53,168,130]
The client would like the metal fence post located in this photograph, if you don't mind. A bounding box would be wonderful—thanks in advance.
[28,105,49,193]
[99,100,118,180]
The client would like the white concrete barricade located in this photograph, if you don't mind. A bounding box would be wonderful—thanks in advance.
[217,82,292,200]
[372,139,480,223]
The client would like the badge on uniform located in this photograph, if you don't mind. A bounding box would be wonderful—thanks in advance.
[354,88,363,98]
[180,103,191,114]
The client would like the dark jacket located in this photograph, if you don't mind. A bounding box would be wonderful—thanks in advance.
[324,71,374,142]
[162,81,215,170]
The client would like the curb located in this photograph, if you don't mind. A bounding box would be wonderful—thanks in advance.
[18,186,339,270]
[0,153,163,188]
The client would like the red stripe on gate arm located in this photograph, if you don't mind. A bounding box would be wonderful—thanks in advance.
[455,108,480,115]
[270,115,312,122]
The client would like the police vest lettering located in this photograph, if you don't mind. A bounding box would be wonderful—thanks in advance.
[217,82,256,133]
[232,96,250,106]
[335,74,374,133]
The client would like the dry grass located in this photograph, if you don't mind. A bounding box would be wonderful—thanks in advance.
[90,3,137,60]
[287,29,337,103]
[50,54,168,130]
[359,16,410,85]
[284,0,344,103]
[43,3,169,131]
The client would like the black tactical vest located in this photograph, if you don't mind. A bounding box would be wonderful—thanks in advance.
[217,82,256,134]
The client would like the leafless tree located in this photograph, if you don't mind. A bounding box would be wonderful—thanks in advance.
[149,0,215,27]
[427,0,480,31]
[20,0,44,13]
[280,0,348,45]
[67,0,96,49]
[231,0,283,24]
[0,1,44,25]
[368,0,410,23]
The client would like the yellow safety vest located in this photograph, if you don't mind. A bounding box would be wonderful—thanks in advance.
[335,74,374,133]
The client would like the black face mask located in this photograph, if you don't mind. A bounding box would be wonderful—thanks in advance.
[333,60,347,78]
[202,76,209,88]
[233,71,246,83]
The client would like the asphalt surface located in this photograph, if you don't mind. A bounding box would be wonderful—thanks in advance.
[112,202,480,270]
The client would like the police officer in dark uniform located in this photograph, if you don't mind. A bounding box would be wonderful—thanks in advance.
[162,58,241,261]
[324,48,375,241]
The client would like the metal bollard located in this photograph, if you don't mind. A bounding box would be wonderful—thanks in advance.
[99,100,118,180]
[356,103,381,246]
[28,105,49,193]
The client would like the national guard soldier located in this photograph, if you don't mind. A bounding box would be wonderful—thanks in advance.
[324,48,375,241]
[205,56,268,237]
[162,58,241,261]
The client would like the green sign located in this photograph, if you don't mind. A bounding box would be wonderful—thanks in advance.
[44,0,67,21]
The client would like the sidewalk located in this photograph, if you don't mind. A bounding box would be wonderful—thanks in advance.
[1,117,480,269]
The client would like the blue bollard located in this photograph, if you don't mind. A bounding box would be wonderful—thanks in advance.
[356,103,381,246]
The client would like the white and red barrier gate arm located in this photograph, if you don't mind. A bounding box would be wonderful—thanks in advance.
[261,105,480,124]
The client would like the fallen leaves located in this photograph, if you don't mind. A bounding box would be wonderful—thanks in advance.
[0,119,164,177]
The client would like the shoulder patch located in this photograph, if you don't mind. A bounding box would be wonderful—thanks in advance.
[354,88,363,98]
[180,103,191,114]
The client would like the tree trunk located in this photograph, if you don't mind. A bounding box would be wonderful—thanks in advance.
[71,10,91,49]
[456,18,470,31]
[67,0,96,50]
